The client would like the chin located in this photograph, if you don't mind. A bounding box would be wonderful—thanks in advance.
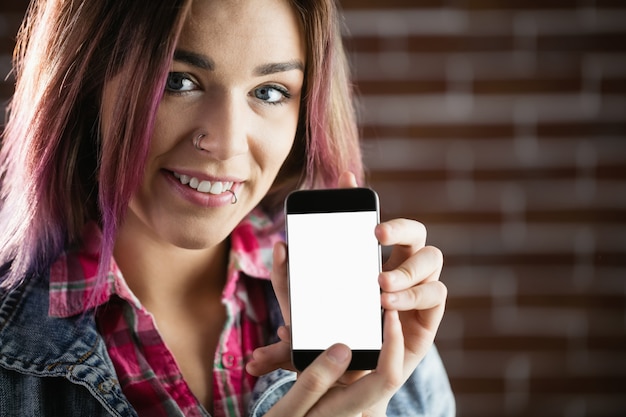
[170,227,230,250]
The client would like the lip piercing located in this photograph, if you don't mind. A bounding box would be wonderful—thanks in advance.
[193,133,206,151]
[227,189,238,204]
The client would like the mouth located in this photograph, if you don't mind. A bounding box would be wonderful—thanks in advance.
[172,172,235,195]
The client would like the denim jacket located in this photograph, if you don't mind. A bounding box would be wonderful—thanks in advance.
[0,269,455,416]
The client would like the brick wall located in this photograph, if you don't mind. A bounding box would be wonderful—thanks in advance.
[340,1,626,416]
[1,1,625,416]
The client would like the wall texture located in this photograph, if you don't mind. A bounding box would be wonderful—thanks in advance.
[1,1,625,416]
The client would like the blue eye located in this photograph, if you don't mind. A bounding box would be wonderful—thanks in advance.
[254,85,290,104]
[165,72,196,93]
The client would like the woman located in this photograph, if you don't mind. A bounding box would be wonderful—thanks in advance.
[0,0,454,416]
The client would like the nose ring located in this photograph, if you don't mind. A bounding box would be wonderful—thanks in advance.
[193,133,207,151]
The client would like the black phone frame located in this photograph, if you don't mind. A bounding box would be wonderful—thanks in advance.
[285,187,383,372]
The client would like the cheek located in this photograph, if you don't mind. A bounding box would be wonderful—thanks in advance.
[256,136,295,180]
[268,121,299,168]
[150,104,189,156]
[255,106,300,166]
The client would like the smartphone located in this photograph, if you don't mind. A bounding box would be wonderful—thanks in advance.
[285,187,383,371]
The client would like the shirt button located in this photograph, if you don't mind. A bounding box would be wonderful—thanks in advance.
[222,353,236,368]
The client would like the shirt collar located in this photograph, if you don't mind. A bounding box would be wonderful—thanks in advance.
[49,208,283,318]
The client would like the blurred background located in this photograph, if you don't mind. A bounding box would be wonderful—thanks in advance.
[1,1,625,416]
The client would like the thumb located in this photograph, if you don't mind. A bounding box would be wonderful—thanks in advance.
[265,344,352,417]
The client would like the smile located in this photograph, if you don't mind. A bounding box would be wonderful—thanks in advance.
[173,172,234,195]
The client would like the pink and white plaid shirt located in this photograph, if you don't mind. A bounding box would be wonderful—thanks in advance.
[48,209,284,417]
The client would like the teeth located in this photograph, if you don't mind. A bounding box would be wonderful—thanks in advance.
[197,181,212,193]
[210,182,223,194]
[173,172,233,195]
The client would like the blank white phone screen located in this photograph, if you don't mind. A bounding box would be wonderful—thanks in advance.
[287,211,382,351]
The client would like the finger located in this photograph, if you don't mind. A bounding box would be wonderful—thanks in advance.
[246,338,294,376]
[277,324,291,342]
[336,369,371,387]
[271,241,291,325]
[396,294,447,363]
[247,326,293,375]
[374,309,405,389]
[337,171,359,188]
[375,218,427,249]
[375,219,427,271]
[307,311,405,417]
[382,280,448,312]
[379,245,444,293]
[265,344,352,417]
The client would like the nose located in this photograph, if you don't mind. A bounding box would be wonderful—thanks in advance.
[197,93,249,160]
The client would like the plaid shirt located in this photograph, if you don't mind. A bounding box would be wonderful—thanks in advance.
[48,209,283,417]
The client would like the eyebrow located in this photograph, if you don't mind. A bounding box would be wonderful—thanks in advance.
[173,50,214,71]
[253,60,305,76]
[173,49,304,76]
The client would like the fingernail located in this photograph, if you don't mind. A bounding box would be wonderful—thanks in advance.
[327,344,350,364]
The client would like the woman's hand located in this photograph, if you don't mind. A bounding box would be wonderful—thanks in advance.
[246,172,447,415]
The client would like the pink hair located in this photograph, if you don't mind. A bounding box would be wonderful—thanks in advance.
[1,0,363,289]
[263,0,364,211]
[0,0,191,288]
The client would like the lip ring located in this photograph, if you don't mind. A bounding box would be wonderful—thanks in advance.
[226,189,238,204]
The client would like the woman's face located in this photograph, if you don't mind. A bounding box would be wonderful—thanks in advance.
[117,0,305,249]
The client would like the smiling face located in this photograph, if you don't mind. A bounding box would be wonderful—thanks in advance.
[112,0,305,250]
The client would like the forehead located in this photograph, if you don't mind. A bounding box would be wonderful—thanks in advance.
[178,0,305,67]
